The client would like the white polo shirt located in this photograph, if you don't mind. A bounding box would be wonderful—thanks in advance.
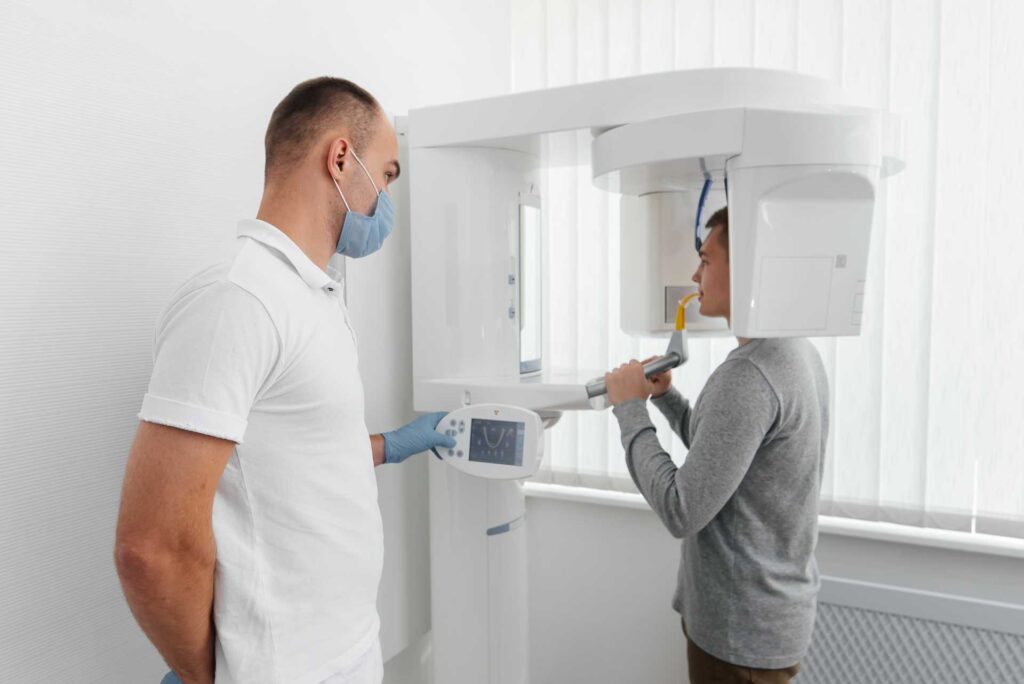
[139,219,383,684]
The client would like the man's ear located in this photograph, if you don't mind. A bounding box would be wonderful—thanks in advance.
[327,137,350,178]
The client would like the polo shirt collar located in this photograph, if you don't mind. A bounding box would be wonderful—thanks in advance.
[237,219,342,291]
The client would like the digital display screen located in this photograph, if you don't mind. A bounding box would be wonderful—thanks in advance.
[468,418,525,467]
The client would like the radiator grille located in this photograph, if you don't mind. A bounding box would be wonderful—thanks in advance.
[801,603,1024,684]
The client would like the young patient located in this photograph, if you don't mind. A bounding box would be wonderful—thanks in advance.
[603,207,830,684]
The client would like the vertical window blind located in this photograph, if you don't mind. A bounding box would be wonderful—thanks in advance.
[513,0,1024,539]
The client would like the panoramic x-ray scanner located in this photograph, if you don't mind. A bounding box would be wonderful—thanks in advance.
[408,68,904,684]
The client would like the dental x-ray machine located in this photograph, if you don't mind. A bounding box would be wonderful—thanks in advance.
[408,68,903,684]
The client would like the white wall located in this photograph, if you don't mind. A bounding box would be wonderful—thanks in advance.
[525,495,1024,684]
[526,497,688,684]
[0,1,509,680]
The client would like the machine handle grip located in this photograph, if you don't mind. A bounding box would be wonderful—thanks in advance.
[585,352,682,399]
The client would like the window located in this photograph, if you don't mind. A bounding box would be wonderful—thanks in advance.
[516,0,1024,539]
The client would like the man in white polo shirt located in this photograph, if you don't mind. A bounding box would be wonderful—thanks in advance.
[113,77,454,684]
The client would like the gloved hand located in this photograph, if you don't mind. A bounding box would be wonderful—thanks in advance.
[382,412,457,464]
[160,672,183,684]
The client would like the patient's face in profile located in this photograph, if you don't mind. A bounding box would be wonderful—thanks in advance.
[692,224,730,321]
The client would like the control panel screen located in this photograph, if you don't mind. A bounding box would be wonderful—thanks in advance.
[468,418,525,467]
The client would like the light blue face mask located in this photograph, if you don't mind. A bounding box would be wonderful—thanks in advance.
[332,149,395,258]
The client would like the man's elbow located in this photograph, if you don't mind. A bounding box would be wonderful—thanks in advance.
[666,519,690,539]
[114,535,214,590]
[658,492,693,539]
[662,509,695,539]
[114,538,167,594]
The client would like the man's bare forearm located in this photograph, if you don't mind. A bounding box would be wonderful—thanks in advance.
[370,433,386,466]
[116,543,217,684]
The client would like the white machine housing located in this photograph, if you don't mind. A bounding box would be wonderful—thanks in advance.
[408,68,904,684]
[428,403,543,684]
[410,68,903,414]
[594,105,893,337]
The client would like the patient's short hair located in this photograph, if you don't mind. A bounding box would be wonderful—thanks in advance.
[264,77,381,180]
[705,206,729,251]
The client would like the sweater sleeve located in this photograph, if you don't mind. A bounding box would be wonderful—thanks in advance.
[612,359,779,539]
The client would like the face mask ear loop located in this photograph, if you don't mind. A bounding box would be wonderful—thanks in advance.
[332,175,353,212]
[350,149,381,196]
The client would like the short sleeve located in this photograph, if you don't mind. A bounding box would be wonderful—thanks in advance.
[138,281,280,443]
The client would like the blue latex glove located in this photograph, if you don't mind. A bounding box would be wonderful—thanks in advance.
[382,412,457,464]
[160,672,183,684]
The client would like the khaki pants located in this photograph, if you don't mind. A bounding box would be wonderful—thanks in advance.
[684,621,800,684]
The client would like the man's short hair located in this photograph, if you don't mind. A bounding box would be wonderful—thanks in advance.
[264,77,381,179]
[705,206,729,251]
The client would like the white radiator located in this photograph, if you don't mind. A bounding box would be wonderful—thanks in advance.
[801,578,1024,684]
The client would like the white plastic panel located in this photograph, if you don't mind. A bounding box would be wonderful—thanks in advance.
[410,146,539,397]
[593,106,895,195]
[487,523,528,684]
[410,68,853,150]
[729,164,878,337]
[619,191,730,337]
[429,463,491,684]
[414,370,601,413]
[593,109,745,194]
[756,257,834,331]
[429,460,527,684]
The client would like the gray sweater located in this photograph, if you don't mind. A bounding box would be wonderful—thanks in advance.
[613,337,829,669]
